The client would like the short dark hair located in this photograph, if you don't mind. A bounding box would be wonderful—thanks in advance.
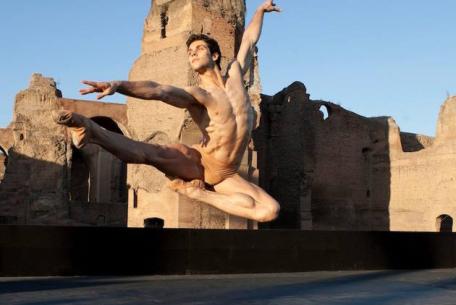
[186,34,222,69]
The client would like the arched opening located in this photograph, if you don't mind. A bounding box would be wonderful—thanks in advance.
[160,6,169,39]
[70,147,90,201]
[436,214,453,232]
[70,117,127,204]
[319,105,331,121]
[96,215,106,226]
[0,146,7,182]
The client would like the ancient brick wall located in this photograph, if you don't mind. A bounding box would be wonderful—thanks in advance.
[0,74,69,225]
[388,96,456,231]
[258,82,456,232]
[0,74,129,226]
[256,82,391,230]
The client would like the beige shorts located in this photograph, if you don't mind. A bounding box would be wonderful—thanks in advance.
[192,145,238,185]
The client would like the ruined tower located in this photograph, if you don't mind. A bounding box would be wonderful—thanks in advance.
[126,0,260,229]
[0,75,68,225]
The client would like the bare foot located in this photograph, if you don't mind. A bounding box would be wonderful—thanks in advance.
[168,178,205,199]
[53,110,92,149]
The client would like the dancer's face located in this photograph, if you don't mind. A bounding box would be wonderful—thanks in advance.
[187,40,218,72]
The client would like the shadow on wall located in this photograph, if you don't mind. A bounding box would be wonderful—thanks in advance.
[70,116,127,205]
[254,82,391,231]
[0,149,70,225]
[0,148,127,227]
[68,116,128,227]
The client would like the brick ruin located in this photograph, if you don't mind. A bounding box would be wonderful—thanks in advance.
[255,82,455,232]
[0,0,455,231]
[0,74,128,226]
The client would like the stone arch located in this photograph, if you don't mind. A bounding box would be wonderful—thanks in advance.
[91,116,124,134]
[436,214,453,232]
[70,116,127,204]
[318,104,332,121]
[0,146,7,182]
[96,215,106,226]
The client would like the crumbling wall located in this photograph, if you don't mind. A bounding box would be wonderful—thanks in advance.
[0,74,69,225]
[0,128,14,149]
[388,96,456,231]
[400,132,434,152]
[258,81,456,232]
[256,82,392,230]
[0,74,129,226]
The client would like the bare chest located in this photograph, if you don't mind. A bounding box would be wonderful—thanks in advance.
[206,85,249,120]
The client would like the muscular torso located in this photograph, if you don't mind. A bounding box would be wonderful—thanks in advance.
[187,61,254,167]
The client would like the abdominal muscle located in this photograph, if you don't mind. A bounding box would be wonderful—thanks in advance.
[200,107,252,162]
[192,116,249,185]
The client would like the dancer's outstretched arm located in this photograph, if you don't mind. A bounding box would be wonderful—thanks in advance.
[80,80,205,109]
[237,0,280,75]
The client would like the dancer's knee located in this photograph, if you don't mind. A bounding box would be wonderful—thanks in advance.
[255,200,280,222]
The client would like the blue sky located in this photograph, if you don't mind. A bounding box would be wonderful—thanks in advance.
[1,1,455,136]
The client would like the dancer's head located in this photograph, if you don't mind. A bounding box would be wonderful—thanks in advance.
[186,34,221,72]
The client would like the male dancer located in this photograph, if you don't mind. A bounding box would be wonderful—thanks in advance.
[56,0,281,222]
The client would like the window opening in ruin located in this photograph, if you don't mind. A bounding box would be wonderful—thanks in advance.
[70,117,127,204]
[160,7,169,39]
[70,148,90,201]
[319,105,330,121]
[362,147,372,160]
[0,146,7,183]
[144,217,164,228]
[436,214,453,232]
[96,215,106,226]
[133,189,138,209]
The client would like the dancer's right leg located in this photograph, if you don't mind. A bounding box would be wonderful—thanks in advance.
[54,110,204,181]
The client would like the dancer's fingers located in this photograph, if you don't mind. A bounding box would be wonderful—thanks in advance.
[81,80,99,87]
[79,87,98,95]
[96,92,108,100]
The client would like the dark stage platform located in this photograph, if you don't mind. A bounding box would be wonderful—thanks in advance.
[1,225,456,276]
[2,270,456,304]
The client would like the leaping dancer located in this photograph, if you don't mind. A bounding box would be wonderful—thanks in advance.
[55,0,281,222]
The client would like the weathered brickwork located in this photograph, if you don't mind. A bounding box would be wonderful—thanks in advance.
[0,74,128,226]
[255,82,456,232]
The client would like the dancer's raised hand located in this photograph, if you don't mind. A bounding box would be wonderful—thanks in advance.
[80,80,119,100]
[261,0,281,13]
